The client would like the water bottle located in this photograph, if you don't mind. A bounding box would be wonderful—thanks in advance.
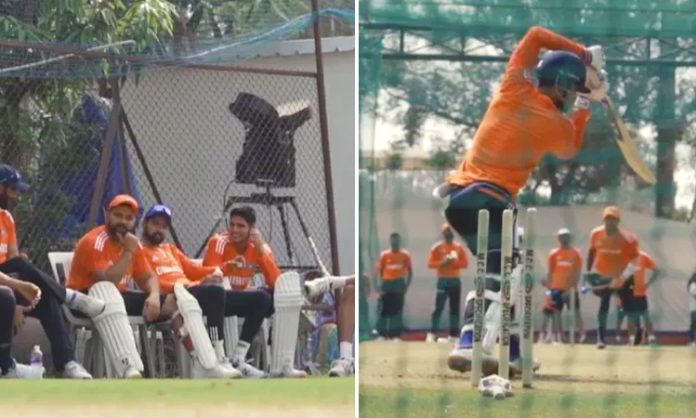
[30,345,44,379]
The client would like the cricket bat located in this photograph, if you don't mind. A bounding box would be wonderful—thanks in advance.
[603,97,656,184]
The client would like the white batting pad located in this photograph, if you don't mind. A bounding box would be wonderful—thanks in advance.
[271,271,303,376]
[174,284,218,369]
[88,282,144,377]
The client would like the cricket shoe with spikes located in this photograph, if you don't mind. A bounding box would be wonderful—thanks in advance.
[233,360,266,379]
[328,358,354,377]
[447,347,499,376]
[191,358,240,379]
[275,365,308,378]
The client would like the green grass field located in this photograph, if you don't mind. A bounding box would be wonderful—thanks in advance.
[360,341,696,418]
[0,377,354,418]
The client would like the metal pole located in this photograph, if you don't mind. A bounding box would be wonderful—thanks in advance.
[121,109,183,250]
[87,78,121,227]
[310,0,340,275]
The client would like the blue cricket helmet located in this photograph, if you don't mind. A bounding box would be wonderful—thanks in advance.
[535,51,590,93]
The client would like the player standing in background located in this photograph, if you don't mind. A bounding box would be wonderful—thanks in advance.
[545,228,584,344]
[624,250,658,345]
[435,26,606,276]
[585,206,640,349]
[688,272,696,347]
[425,224,468,343]
[375,232,412,341]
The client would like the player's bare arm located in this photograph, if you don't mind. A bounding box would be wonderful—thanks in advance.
[0,272,40,308]
[142,275,161,322]
[93,232,140,285]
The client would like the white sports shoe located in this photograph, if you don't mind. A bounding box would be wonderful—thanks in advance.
[61,361,92,379]
[191,358,240,379]
[67,292,105,318]
[1,362,35,379]
[328,358,354,377]
[304,277,331,298]
[123,365,142,379]
[596,340,606,349]
[510,357,541,375]
[233,360,266,378]
[425,333,435,343]
[447,347,498,376]
[278,365,308,378]
[212,340,242,377]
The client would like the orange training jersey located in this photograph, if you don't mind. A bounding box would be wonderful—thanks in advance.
[427,241,468,278]
[589,226,639,283]
[0,209,17,264]
[447,26,591,196]
[141,243,217,293]
[202,233,281,290]
[68,226,153,292]
[378,249,411,281]
[632,251,657,297]
[547,247,582,291]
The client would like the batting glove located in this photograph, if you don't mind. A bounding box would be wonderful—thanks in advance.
[580,45,605,71]
[574,95,592,110]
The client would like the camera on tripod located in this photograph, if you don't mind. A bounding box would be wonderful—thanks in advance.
[229,92,311,188]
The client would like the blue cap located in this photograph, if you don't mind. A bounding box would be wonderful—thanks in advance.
[144,204,172,223]
[0,164,29,192]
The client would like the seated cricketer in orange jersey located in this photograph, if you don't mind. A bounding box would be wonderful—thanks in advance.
[375,232,412,340]
[203,207,281,291]
[67,194,168,378]
[438,26,607,275]
[425,224,469,341]
[585,206,640,349]
[140,204,270,378]
[203,205,307,377]
[0,164,101,379]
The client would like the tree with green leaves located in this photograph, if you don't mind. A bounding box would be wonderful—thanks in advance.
[0,0,177,265]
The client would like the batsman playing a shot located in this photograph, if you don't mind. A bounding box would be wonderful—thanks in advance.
[425,224,468,343]
[439,25,607,375]
[585,206,640,349]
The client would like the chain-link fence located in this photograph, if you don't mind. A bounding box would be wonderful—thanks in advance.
[0,39,337,277]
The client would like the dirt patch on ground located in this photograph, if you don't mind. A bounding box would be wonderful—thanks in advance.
[359,341,696,395]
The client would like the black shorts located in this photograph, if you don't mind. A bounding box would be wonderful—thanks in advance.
[626,295,648,313]
[561,290,580,310]
[549,290,564,312]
